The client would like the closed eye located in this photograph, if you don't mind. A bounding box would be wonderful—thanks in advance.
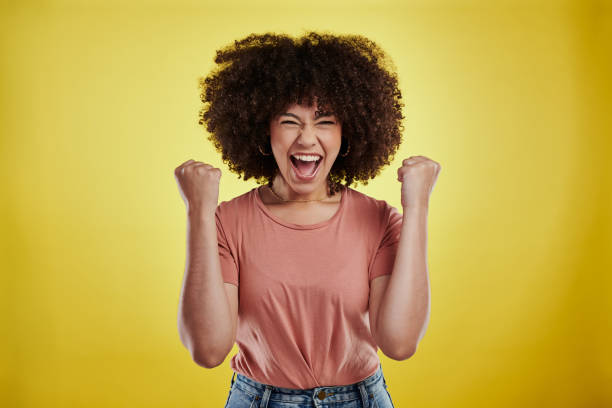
[280,120,336,125]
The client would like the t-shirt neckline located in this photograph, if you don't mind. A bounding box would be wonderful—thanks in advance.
[253,185,348,230]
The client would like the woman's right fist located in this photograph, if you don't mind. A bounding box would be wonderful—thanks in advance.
[174,159,222,216]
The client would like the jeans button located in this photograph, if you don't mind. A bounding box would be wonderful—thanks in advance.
[317,390,326,399]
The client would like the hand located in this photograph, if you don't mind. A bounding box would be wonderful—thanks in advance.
[174,159,222,216]
[397,155,441,209]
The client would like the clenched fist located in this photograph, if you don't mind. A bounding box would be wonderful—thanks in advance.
[397,155,441,209]
[174,159,222,216]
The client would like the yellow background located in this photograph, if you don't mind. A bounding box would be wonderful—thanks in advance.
[2,0,611,406]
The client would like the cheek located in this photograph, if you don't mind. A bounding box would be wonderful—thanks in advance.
[269,135,289,154]
[331,132,343,151]
[269,142,291,170]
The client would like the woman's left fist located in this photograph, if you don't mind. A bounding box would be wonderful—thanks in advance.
[397,155,441,208]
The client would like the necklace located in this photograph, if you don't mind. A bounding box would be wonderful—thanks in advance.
[266,183,334,203]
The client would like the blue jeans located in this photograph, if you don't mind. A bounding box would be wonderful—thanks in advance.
[223,363,395,408]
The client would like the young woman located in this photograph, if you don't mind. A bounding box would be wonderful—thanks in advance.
[175,31,441,408]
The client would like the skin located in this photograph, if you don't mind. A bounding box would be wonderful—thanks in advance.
[266,101,342,202]
[369,156,441,360]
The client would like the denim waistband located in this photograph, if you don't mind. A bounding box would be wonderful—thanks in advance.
[230,363,387,406]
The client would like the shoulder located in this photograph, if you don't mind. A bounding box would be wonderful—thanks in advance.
[215,187,257,228]
[216,187,254,212]
[344,188,402,248]
[346,187,398,220]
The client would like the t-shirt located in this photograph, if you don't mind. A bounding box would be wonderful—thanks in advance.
[214,185,403,389]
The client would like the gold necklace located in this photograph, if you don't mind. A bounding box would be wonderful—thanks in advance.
[267,184,333,203]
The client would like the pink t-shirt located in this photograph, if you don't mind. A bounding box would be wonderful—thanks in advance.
[214,185,403,389]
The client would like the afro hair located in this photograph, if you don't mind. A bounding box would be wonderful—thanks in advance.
[198,31,405,194]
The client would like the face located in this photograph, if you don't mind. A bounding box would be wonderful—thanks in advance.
[269,102,342,195]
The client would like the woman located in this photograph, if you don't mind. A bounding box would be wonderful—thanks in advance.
[175,31,441,408]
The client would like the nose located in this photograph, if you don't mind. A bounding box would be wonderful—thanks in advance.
[296,123,317,146]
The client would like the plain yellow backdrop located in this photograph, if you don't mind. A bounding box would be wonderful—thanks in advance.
[1,0,610,407]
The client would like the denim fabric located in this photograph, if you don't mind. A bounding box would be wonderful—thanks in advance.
[223,363,395,408]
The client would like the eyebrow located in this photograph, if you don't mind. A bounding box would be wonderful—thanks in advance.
[280,111,335,120]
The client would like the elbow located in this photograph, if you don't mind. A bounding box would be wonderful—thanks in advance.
[192,348,227,369]
[390,345,417,361]
[180,333,229,368]
[178,321,232,369]
[382,342,417,361]
[379,321,428,361]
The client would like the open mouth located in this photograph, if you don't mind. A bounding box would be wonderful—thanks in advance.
[290,155,323,178]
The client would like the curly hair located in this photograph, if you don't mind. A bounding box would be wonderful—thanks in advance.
[197,31,405,194]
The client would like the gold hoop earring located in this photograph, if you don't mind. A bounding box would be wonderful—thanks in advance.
[258,144,272,156]
[340,138,350,157]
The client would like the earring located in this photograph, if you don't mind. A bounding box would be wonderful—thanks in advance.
[340,138,351,157]
[258,143,272,156]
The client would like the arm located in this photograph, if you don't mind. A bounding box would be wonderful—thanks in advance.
[373,155,439,359]
[177,210,237,368]
[373,205,430,360]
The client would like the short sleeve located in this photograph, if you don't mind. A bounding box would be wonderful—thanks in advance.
[369,204,403,281]
[215,208,239,287]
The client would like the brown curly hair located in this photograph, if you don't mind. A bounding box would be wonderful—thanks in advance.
[197,31,405,194]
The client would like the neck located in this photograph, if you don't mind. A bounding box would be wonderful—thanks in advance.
[270,173,330,202]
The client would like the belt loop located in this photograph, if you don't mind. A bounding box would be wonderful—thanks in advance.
[358,381,370,408]
[259,385,272,408]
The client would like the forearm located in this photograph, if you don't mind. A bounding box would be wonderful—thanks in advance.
[377,205,431,357]
[177,211,233,366]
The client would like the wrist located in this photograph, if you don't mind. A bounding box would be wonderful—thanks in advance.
[402,202,429,214]
[188,207,216,223]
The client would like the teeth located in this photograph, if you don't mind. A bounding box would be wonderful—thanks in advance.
[292,154,321,162]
